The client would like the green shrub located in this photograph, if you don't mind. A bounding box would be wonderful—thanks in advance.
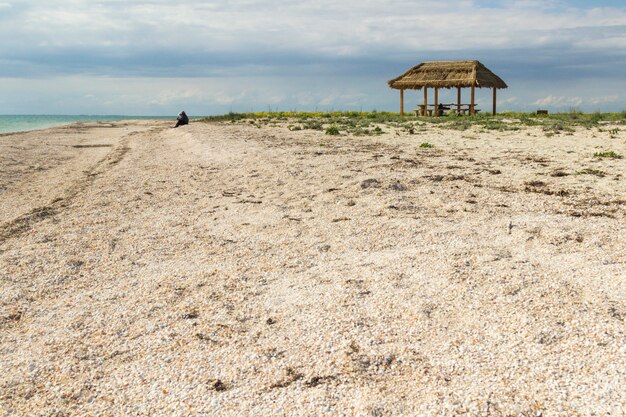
[593,151,622,159]
[303,121,323,130]
[448,119,472,131]
[576,168,606,177]
[325,125,340,135]
[197,111,626,132]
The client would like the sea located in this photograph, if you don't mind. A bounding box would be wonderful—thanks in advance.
[0,115,173,134]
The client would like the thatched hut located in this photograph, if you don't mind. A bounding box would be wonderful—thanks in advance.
[388,60,508,116]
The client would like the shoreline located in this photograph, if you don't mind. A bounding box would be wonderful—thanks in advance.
[1,120,624,415]
[0,115,174,135]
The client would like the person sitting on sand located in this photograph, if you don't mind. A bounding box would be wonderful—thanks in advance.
[173,111,189,128]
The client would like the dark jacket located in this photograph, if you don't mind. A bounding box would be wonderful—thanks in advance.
[177,111,189,125]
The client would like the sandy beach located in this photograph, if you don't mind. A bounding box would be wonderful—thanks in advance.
[1,119,624,416]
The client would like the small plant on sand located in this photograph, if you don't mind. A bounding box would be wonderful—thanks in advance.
[303,120,323,130]
[589,112,604,125]
[325,125,340,136]
[593,150,622,159]
[448,119,472,131]
[200,110,626,135]
[477,117,520,132]
[350,127,372,136]
[576,168,606,177]
[568,107,582,119]
[420,142,434,148]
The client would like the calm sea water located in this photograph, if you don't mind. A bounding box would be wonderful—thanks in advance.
[0,115,173,134]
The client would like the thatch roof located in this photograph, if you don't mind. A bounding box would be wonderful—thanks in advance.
[388,60,508,90]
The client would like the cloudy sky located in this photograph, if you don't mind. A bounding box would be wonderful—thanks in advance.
[1,0,625,115]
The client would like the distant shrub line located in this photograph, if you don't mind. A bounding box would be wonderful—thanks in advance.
[198,110,626,135]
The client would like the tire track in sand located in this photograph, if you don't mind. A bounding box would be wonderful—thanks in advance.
[0,128,154,244]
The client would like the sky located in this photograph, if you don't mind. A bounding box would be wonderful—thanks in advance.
[1,0,625,115]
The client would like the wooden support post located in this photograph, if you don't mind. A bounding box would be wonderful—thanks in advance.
[434,87,439,117]
[457,86,461,114]
[400,89,404,116]
[423,87,428,116]
[470,83,475,115]
[492,87,497,116]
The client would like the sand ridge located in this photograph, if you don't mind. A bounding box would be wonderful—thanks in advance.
[0,120,624,416]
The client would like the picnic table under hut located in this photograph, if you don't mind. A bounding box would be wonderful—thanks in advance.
[388,60,508,116]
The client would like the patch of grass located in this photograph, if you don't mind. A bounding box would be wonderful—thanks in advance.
[542,120,575,135]
[198,111,626,135]
[349,127,372,136]
[593,150,622,159]
[474,116,521,131]
[525,180,546,187]
[303,120,323,130]
[567,107,583,120]
[447,119,472,131]
[325,125,340,135]
[420,142,434,148]
[576,168,606,177]
[608,128,619,137]
[587,112,605,126]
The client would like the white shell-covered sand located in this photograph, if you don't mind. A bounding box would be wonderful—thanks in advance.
[0,120,624,416]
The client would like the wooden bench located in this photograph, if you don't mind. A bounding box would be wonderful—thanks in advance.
[414,104,479,116]
[414,108,432,116]
[449,104,480,115]
[414,105,431,116]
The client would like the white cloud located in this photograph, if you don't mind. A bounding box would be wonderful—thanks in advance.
[575,36,626,49]
[533,95,583,107]
[1,2,626,113]
[589,95,619,105]
[150,90,205,106]
[212,92,238,106]
[318,92,368,107]
[501,96,518,104]
[3,1,626,60]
